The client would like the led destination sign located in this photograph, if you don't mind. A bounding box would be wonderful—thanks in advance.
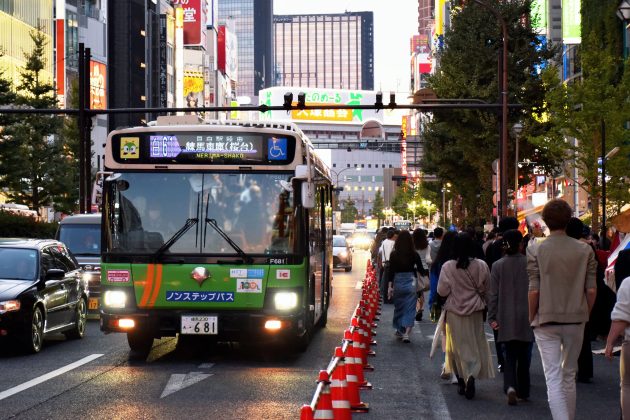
[112,132,295,165]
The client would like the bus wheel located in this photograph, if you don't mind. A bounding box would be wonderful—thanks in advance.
[127,330,154,360]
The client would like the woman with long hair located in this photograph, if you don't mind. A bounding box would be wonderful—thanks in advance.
[438,232,494,399]
[412,228,431,321]
[387,230,424,343]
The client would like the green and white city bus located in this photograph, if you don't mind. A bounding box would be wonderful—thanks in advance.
[99,117,333,357]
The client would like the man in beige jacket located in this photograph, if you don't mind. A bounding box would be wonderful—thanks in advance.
[527,199,597,420]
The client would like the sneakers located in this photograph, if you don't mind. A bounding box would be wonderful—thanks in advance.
[402,333,410,343]
[450,374,458,384]
[465,376,475,400]
[507,387,517,406]
[440,364,451,380]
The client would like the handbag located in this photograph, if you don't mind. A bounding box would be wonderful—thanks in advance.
[417,273,430,292]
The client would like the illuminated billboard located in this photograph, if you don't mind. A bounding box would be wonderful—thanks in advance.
[259,87,384,125]
[89,61,106,110]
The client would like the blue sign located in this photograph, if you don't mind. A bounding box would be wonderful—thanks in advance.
[247,269,264,278]
[267,137,287,160]
[166,291,234,302]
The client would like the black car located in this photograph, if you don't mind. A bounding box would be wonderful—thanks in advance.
[0,239,88,353]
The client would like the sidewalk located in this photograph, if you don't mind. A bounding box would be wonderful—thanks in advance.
[360,301,621,419]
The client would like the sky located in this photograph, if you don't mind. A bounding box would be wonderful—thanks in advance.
[273,0,419,97]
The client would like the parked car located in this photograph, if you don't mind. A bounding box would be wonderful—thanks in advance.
[0,239,88,353]
[56,213,101,317]
[333,235,353,272]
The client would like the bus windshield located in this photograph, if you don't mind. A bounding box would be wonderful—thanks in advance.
[103,172,296,255]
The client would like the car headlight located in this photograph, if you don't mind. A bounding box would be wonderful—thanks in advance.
[0,300,20,314]
[274,292,298,311]
[339,250,348,258]
[103,290,127,308]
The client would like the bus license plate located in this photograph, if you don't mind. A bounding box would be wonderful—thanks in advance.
[88,298,99,310]
[181,315,218,335]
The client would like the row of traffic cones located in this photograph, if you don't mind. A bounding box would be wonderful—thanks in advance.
[300,259,381,419]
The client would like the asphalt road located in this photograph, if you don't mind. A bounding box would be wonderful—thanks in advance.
[0,250,622,419]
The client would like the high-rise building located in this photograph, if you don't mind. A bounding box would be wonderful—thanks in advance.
[273,12,374,90]
[0,0,54,90]
[218,0,273,100]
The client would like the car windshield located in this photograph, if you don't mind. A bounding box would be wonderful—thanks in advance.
[333,236,347,247]
[104,172,296,255]
[0,248,38,281]
[58,224,101,256]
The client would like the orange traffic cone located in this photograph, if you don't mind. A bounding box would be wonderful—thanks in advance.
[351,321,374,372]
[300,405,314,420]
[313,370,334,420]
[344,330,372,390]
[336,346,369,413]
[330,347,352,420]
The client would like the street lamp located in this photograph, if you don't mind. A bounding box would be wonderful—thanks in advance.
[330,166,361,209]
[512,122,523,218]
[441,182,451,227]
[472,0,509,220]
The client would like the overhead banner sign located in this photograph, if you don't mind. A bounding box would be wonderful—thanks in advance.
[562,0,581,44]
[259,87,384,125]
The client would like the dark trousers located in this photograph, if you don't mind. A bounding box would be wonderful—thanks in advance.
[494,329,505,367]
[503,340,533,399]
[577,322,593,381]
[378,268,390,304]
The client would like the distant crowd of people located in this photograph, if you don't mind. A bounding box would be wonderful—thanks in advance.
[370,198,630,419]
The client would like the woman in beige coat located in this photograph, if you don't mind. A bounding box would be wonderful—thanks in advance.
[438,232,494,399]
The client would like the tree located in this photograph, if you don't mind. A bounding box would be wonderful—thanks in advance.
[0,29,65,212]
[371,190,384,224]
[422,0,556,224]
[340,197,359,223]
[537,34,630,233]
[53,78,80,214]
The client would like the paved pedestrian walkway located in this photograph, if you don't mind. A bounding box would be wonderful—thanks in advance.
[360,301,620,419]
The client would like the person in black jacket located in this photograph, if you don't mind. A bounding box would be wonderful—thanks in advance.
[388,230,425,343]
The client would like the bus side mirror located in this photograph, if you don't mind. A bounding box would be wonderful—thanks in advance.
[301,182,315,209]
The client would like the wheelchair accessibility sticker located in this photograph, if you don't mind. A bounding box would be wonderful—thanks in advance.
[267,137,287,161]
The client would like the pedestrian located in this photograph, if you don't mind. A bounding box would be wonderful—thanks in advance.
[527,199,597,420]
[482,230,497,255]
[412,228,431,321]
[438,232,494,399]
[487,229,534,406]
[605,252,630,419]
[485,216,520,373]
[566,217,594,384]
[428,230,457,381]
[378,228,397,304]
[370,227,388,268]
[387,230,424,343]
[430,227,444,262]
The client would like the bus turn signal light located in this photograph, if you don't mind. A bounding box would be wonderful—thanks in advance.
[118,318,135,329]
[264,320,282,331]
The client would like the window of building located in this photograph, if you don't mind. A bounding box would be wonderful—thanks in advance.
[389,164,392,168]
[332,163,336,167]
[368,164,371,168]
[347,163,350,168]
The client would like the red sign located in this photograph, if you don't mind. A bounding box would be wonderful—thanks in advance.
[173,0,205,46]
[55,19,65,100]
[217,25,226,73]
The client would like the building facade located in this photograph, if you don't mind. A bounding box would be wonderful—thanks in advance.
[273,12,374,90]
[218,0,273,101]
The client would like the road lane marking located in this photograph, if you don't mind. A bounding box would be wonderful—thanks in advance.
[198,363,215,369]
[161,372,213,398]
[0,353,104,401]
[355,281,363,289]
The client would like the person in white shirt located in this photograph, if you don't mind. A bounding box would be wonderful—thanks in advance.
[605,260,630,419]
[378,228,397,303]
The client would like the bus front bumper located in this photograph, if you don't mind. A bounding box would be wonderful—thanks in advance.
[100,309,307,342]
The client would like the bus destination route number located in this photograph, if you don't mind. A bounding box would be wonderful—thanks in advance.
[181,315,218,335]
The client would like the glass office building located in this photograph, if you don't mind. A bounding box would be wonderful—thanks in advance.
[273,12,374,90]
[218,0,273,99]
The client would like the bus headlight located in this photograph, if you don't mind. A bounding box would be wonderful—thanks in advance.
[103,290,127,308]
[274,292,298,311]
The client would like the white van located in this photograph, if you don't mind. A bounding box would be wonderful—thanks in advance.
[56,213,102,316]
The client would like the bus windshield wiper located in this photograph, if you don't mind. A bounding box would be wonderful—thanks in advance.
[204,218,253,264]
[154,218,198,257]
